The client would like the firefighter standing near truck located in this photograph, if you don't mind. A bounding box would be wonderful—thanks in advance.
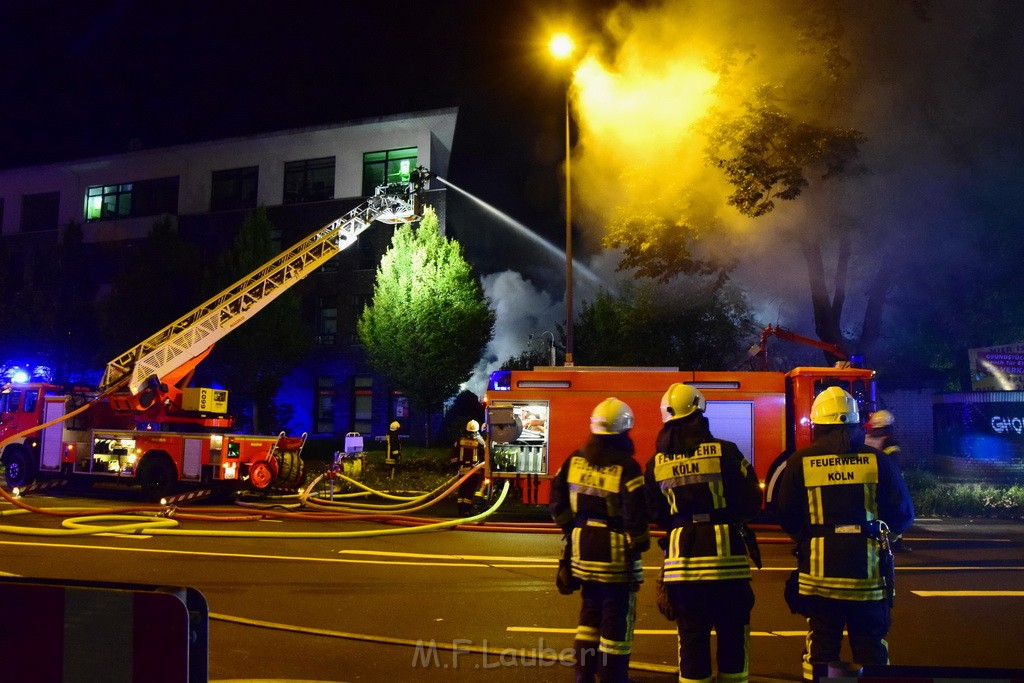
[643,383,762,683]
[550,397,650,683]
[776,387,915,683]
[385,421,402,479]
[451,420,486,516]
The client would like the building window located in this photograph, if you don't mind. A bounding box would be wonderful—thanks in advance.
[316,297,337,346]
[362,147,417,195]
[283,157,335,204]
[357,234,377,270]
[353,376,373,435]
[211,166,259,212]
[20,192,60,232]
[85,176,179,221]
[391,391,409,426]
[315,376,335,434]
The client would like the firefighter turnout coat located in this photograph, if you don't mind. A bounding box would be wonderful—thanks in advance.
[776,428,914,601]
[550,434,650,584]
[644,415,763,582]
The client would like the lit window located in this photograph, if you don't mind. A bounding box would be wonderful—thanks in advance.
[84,177,178,221]
[362,148,417,195]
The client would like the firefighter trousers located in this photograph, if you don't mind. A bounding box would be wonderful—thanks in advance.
[455,470,483,516]
[668,579,755,683]
[574,582,637,683]
[801,595,891,682]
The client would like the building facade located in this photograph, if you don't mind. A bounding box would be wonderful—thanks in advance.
[0,107,458,446]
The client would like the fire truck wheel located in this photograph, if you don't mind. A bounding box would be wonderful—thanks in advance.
[2,446,35,488]
[249,460,274,490]
[138,457,176,500]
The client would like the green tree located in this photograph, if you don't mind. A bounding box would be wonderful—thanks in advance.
[574,279,756,369]
[204,206,312,434]
[358,207,495,444]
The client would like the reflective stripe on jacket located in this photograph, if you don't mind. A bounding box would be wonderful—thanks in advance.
[644,416,762,583]
[777,428,915,601]
[550,437,649,584]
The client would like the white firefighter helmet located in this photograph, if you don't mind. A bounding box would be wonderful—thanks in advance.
[466,419,480,433]
[590,397,634,435]
[660,383,706,423]
[389,421,400,432]
[866,410,894,430]
[810,386,860,425]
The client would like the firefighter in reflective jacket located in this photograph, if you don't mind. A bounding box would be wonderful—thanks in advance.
[643,383,762,683]
[385,421,402,478]
[550,397,650,683]
[776,387,915,682]
[451,420,486,516]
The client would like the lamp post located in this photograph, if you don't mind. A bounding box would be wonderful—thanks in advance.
[549,32,575,366]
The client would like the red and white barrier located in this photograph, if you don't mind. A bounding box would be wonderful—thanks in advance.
[0,577,207,682]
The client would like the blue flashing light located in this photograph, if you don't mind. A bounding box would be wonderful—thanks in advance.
[489,370,511,392]
[11,371,29,383]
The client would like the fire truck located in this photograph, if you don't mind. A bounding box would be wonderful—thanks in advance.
[483,327,875,505]
[0,176,427,500]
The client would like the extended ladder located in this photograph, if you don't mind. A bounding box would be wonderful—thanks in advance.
[101,186,417,394]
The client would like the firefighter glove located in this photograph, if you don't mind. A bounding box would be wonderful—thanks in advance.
[556,560,581,595]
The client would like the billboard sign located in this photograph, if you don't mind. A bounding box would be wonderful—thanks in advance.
[969,343,1024,391]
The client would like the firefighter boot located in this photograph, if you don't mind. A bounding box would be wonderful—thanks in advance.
[574,641,599,683]
[598,652,632,682]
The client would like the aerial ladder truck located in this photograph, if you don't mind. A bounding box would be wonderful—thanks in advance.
[0,173,429,499]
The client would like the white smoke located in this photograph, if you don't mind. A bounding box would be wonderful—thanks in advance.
[466,270,565,396]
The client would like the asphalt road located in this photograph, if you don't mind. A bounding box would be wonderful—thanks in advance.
[1,488,1023,682]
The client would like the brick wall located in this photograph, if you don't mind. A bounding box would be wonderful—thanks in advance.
[876,388,935,468]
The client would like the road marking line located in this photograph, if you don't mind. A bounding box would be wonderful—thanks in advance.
[339,549,556,563]
[3,540,1021,574]
[912,590,1024,597]
[0,540,550,568]
[507,627,809,637]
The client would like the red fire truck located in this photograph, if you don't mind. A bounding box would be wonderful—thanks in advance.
[0,178,427,499]
[484,344,875,505]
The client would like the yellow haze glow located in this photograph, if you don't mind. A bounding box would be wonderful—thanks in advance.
[574,55,718,162]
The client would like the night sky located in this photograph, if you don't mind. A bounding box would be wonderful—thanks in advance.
[3,1,1023,391]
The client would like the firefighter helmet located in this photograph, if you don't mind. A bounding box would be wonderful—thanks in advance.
[866,410,894,430]
[590,397,634,435]
[466,420,480,433]
[810,386,859,425]
[660,383,706,422]
[389,421,400,432]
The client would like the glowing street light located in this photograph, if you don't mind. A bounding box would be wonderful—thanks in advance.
[549,32,576,366]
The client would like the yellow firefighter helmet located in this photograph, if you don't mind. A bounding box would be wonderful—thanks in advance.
[810,386,860,425]
[389,421,400,432]
[466,419,480,433]
[866,410,894,430]
[660,383,706,423]
[590,397,634,435]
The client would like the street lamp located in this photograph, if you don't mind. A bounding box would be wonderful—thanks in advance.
[549,32,575,366]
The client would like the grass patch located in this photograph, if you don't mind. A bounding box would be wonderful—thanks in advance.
[905,467,1024,519]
